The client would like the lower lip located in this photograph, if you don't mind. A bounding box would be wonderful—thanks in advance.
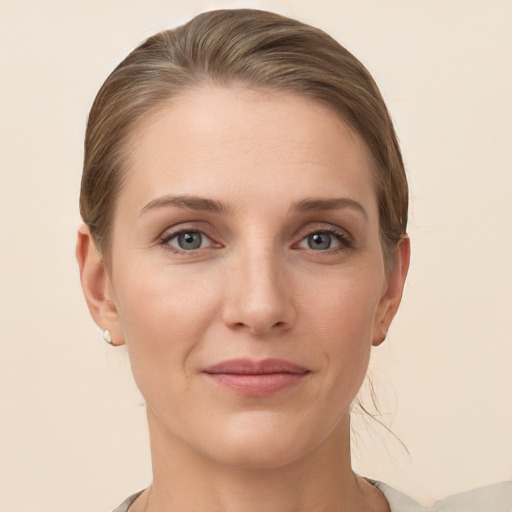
[205,373,306,396]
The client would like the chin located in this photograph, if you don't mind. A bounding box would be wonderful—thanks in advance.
[197,411,333,470]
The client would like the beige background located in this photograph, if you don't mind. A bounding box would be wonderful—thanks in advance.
[0,1,511,510]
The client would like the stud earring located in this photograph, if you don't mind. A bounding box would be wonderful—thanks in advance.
[103,329,113,345]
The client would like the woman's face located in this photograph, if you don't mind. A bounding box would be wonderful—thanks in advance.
[85,87,408,469]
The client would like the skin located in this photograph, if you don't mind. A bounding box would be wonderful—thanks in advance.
[77,86,409,512]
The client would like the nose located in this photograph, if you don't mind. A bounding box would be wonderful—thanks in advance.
[221,246,296,335]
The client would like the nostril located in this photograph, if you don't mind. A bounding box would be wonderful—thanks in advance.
[232,320,286,333]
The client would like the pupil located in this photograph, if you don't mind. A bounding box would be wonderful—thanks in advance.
[178,232,202,250]
[308,233,331,250]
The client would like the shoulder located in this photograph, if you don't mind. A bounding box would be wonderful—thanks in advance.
[431,481,512,512]
[371,480,512,512]
[112,490,144,512]
[370,480,427,511]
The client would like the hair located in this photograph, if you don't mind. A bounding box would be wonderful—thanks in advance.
[80,8,408,268]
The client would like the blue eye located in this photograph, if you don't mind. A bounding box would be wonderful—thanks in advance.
[166,231,210,251]
[307,232,332,250]
[297,230,347,251]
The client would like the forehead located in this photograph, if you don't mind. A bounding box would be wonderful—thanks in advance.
[121,86,378,215]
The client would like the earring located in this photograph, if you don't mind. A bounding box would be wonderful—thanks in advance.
[103,329,113,345]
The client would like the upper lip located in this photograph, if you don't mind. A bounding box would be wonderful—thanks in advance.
[203,358,309,375]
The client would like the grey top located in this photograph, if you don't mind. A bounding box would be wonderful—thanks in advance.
[112,480,512,512]
[113,491,143,512]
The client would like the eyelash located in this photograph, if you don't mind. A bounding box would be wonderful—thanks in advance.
[158,227,354,255]
[297,228,354,253]
[159,228,218,255]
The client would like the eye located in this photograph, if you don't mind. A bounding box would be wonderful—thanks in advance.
[163,230,214,251]
[296,229,349,251]
[306,232,334,250]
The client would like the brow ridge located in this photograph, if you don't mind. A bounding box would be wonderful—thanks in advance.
[140,195,226,215]
[293,197,367,218]
[140,194,366,219]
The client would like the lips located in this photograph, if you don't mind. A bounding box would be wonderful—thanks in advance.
[202,358,309,396]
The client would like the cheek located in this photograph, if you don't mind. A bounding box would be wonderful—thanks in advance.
[113,262,221,381]
[306,268,381,342]
[304,270,382,387]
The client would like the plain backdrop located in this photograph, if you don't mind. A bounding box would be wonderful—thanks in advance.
[0,1,511,511]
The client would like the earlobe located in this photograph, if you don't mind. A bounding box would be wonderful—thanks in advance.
[76,224,125,346]
[372,235,410,346]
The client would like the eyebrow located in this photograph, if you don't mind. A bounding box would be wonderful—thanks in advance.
[140,195,227,216]
[140,194,367,219]
[293,197,368,219]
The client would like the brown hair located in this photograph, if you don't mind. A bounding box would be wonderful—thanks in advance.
[80,8,408,266]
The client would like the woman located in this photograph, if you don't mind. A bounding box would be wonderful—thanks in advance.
[76,9,511,512]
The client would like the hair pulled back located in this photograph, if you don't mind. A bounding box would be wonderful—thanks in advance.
[80,9,408,266]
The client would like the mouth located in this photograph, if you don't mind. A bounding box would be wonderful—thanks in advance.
[202,358,310,396]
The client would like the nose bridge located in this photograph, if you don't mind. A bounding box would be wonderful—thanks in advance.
[223,238,294,334]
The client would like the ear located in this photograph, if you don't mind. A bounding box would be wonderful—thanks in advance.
[76,224,125,346]
[372,235,410,346]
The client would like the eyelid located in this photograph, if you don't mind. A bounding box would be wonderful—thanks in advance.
[296,221,354,241]
[158,220,216,241]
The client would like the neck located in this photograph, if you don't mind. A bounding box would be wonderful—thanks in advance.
[132,409,389,512]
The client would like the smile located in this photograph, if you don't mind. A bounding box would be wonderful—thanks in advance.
[202,358,310,396]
